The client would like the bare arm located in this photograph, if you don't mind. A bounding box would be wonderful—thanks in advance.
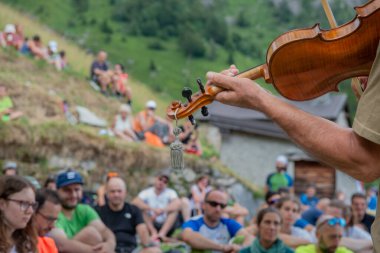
[49,228,95,253]
[132,197,152,211]
[181,228,229,251]
[236,228,254,246]
[207,70,380,182]
[340,237,373,252]
[279,233,311,248]
[136,223,152,246]
[89,220,116,253]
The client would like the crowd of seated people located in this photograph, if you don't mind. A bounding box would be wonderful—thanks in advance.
[1,21,202,153]
[0,23,67,71]
[1,157,377,253]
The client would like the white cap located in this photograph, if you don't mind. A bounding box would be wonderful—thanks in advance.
[48,40,58,53]
[276,155,288,165]
[119,104,131,113]
[146,100,157,109]
[4,24,15,34]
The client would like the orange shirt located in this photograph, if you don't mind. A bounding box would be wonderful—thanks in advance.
[133,110,156,133]
[37,237,58,253]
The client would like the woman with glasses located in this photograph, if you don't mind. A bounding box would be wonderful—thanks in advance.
[0,175,38,253]
[240,207,294,253]
[276,197,313,248]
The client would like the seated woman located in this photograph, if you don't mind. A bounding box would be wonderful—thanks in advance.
[189,174,212,216]
[0,175,38,253]
[276,196,313,248]
[112,104,137,142]
[111,64,132,103]
[240,207,294,253]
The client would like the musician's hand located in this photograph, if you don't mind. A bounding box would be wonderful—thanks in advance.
[206,65,270,110]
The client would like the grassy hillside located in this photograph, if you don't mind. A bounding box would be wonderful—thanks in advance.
[0,2,172,115]
[0,0,366,119]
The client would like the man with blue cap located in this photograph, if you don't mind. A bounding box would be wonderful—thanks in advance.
[49,169,116,253]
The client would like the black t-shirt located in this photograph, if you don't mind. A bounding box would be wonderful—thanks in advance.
[361,213,375,233]
[96,203,144,249]
[90,61,108,79]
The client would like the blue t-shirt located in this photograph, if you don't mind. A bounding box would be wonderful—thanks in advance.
[300,194,319,207]
[294,218,310,229]
[182,216,242,245]
[301,207,323,226]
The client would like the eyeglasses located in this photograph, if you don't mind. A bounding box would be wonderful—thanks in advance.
[7,198,39,212]
[268,198,280,205]
[38,212,58,223]
[206,200,227,209]
[159,177,168,184]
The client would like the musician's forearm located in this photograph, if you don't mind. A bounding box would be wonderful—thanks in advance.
[258,92,380,181]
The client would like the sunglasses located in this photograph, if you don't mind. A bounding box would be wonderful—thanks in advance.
[206,200,227,209]
[159,177,168,184]
[319,217,346,228]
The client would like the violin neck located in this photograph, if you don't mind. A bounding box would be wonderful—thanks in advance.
[236,64,268,82]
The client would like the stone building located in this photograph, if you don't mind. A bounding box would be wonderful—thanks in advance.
[199,94,359,199]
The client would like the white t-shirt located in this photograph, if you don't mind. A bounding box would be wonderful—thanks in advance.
[291,226,313,242]
[138,187,178,223]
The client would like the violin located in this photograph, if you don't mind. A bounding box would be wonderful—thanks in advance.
[167,0,380,121]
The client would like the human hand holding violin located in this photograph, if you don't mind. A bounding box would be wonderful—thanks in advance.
[206,65,271,111]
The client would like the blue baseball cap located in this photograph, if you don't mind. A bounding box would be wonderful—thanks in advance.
[56,170,83,188]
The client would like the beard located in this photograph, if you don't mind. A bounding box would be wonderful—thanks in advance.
[319,239,337,253]
[62,202,77,210]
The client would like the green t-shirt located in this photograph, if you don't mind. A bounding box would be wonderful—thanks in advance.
[0,96,13,122]
[56,204,99,239]
[295,244,353,253]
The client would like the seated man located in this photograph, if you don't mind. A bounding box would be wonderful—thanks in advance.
[96,176,161,253]
[181,190,253,252]
[351,193,375,233]
[35,189,61,253]
[49,169,116,253]
[133,100,171,146]
[132,170,182,240]
[0,86,23,122]
[90,51,111,94]
[296,215,353,253]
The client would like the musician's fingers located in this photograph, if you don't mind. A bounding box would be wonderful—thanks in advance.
[206,71,239,90]
[214,90,236,103]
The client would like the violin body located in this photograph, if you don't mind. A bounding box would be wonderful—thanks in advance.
[167,0,380,120]
[268,0,380,100]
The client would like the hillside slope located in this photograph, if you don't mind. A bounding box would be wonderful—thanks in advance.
[0,0,365,119]
[0,2,171,114]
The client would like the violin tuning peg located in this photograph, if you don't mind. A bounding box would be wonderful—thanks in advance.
[201,106,209,117]
[182,87,193,102]
[197,79,205,94]
[188,115,196,125]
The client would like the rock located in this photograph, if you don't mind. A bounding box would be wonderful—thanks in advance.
[76,106,107,127]
[181,168,197,182]
[215,177,236,187]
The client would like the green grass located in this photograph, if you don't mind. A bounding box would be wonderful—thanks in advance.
[0,0,365,120]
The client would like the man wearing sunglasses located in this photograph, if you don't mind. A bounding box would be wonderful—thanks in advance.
[181,190,253,253]
[295,215,352,253]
